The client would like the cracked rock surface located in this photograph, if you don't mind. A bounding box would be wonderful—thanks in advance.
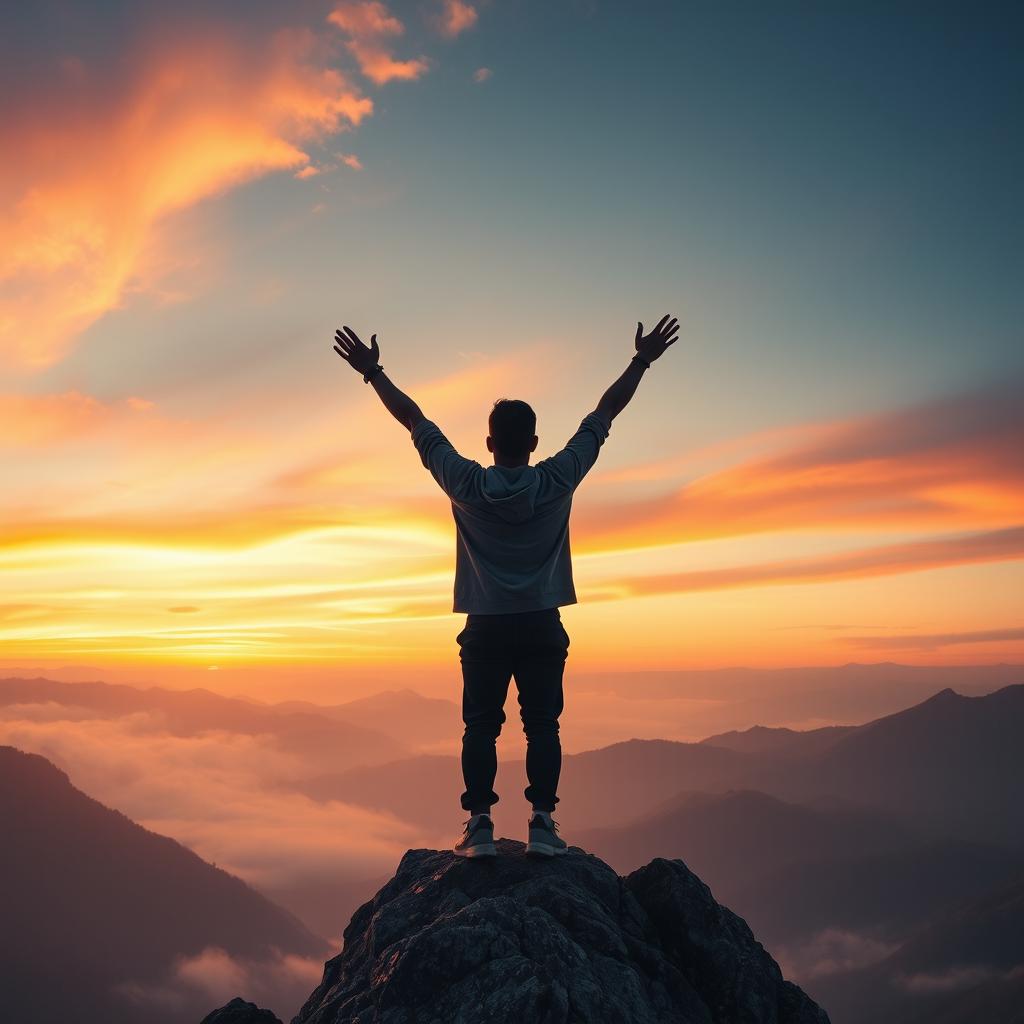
[284,840,830,1024]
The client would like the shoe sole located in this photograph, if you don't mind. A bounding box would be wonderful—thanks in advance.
[454,842,497,858]
[526,841,567,857]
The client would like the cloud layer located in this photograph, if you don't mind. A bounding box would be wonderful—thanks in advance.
[0,707,426,890]
[114,945,324,1021]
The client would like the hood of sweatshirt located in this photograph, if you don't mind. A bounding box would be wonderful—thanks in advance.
[476,465,541,523]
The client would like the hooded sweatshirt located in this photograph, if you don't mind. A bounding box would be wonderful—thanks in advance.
[411,411,612,614]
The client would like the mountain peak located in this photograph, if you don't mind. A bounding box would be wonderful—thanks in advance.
[206,841,830,1023]
[200,997,283,1024]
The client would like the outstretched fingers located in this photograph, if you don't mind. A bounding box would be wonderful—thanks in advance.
[334,330,353,360]
[346,325,372,351]
[658,317,679,346]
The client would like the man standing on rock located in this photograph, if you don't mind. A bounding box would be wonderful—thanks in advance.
[333,315,679,858]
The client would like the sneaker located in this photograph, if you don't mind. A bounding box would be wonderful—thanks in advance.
[453,813,497,858]
[526,811,568,857]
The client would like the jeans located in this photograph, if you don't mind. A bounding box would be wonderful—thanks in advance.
[456,607,570,814]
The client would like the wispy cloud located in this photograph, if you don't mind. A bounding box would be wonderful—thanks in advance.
[604,526,1024,598]
[0,22,372,372]
[0,390,151,446]
[775,927,899,981]
[434,0,479,38]
[896,964,1024,995]
[1,0,482,373]
[328,2,430,85]
[114,945,325,1020]
[576,378,1024,551]
[473,66,492,83]
[844,625,1024,651]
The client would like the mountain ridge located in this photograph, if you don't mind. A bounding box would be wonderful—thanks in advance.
[298,684,1024,840]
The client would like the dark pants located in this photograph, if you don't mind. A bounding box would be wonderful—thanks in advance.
[456,607,570,814]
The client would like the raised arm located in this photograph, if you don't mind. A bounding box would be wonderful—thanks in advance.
[595,314,679,423]
[333,325,425,432]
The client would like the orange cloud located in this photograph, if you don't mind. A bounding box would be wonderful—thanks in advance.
[606,525,1024,598]
[473,67,492,83]
[575,379,1024,551]
[328,2,430,85]
[844,625,1024,651]
[338,152,364,170]
[0,390,159,446]
[327,1,405,36]
[436,0,479,38]
[0,23,372,372]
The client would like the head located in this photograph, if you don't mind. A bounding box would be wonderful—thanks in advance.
[487,398,538,466]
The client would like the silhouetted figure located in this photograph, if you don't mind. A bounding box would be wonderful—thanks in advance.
[333,315,679,857]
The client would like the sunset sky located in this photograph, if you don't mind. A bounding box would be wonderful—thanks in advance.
[3,0,1022,701]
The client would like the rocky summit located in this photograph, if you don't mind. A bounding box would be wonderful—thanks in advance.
[200,997,284,1024]
[205,839,830,1023]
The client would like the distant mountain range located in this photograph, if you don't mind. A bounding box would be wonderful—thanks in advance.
[570,662,1024,735]
[300,684,1024,844]
[0,745,328,1024]
[576,787,1021,949]
[269,689,460,751]
[0,676,460,769]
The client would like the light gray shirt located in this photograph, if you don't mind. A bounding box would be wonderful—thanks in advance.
[411,411,612,614]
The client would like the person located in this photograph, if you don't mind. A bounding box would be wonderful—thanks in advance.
[332,315,679,858]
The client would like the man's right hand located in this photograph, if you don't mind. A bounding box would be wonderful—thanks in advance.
[634,314,679,363]
[334,325,381,377]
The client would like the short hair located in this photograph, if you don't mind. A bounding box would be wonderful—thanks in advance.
[489,398,536,459]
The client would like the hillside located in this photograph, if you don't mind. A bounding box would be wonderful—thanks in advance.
[0,745,329,1024]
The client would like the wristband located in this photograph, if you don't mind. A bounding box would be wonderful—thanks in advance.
[363,364,384,384]
[631,354,651,370]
